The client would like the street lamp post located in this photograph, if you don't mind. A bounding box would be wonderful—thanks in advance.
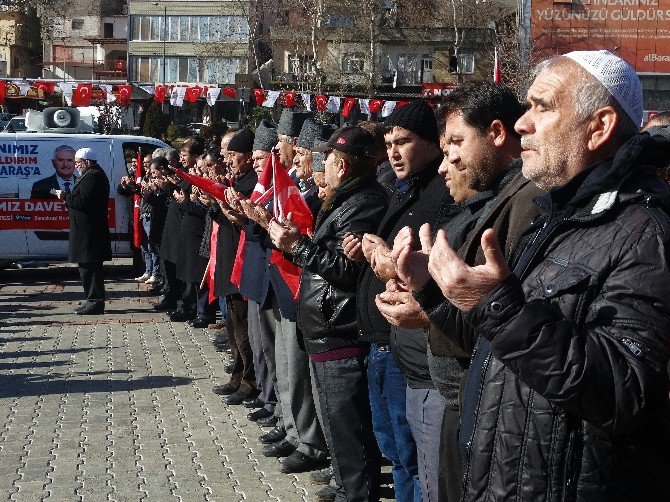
[153,1,167,111]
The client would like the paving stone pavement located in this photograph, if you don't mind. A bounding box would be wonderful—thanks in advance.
[0,259,395,502]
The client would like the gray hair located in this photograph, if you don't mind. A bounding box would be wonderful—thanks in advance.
[532,57,638,142]
[163,147,179,162]
[53,144,76,157]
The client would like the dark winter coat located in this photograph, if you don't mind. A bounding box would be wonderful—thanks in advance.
[160,180,189,263]
[356,157,453,387]
[292,175,389,353]
[212,168,257,297]
[65,164,112,264]
[456,132,670,501]
[176,196,209,284]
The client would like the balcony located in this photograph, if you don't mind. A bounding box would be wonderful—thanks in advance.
[39,59,128,79]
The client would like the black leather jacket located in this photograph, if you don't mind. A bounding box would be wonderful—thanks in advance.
[292,175,389,354]
[452,131,670,501]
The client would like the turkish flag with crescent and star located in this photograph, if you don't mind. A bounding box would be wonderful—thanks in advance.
[253,88,265,106]
[154,85,167,103]
[185,85,204,103]
[34,81,56,94]
[72,83,92,107]
[315,94,328,111]
[117,85,132,107]
[369,99,384,113]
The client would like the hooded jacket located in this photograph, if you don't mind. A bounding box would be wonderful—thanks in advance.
[456,130,670,501]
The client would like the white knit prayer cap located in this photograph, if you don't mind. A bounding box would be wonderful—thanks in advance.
[564,50,643,127]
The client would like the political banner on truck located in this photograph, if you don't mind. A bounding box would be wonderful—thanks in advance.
[0,198,115,230]
[532,0,670,73]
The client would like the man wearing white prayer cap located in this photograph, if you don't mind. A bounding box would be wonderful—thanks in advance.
[425,49,670,500]
[56,146,112,315]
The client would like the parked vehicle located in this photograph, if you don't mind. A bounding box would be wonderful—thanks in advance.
[0,107,168,262]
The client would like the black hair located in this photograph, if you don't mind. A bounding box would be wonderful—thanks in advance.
[204,148,221,160]
[440,81,525,139]
[181,136,205,156]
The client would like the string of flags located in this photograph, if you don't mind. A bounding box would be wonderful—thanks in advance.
[0,80,438,118]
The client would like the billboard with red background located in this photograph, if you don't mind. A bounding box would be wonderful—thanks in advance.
[532,0,670,73]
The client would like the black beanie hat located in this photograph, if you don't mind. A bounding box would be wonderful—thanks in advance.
[227,128,255,153]
[383,100,439,145]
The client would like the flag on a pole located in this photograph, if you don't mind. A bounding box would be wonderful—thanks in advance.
[269,152,313,300]
[494,47,502,83]
[132,150,144,249]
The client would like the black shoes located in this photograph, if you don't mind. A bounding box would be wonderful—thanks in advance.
[262,439,296,458]
[189,317,214,328]
[259,426,286,444]
[212,383,237,396]
[247,408,273,422]
[225,390,248,405]
[313,485,337,501]
[224,362,234,373]
[309,467,333,485]
[75,302,104,315]
[243,397,264,409]
[257,414,279,427]
[279,451,329,474]
[169,309,196,322]
[153,298,177,311]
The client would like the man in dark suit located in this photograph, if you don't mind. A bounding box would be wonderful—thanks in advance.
[30,145,77,199]
[55,147,112,315]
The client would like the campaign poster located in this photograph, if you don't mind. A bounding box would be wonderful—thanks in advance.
[532,0,670,73]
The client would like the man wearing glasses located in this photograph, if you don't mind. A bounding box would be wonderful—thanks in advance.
[55,147,112,315]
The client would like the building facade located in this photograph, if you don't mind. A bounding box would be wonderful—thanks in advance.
[40,0,128,81]
[127,0,252,85]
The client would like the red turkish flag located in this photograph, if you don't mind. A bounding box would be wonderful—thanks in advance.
[117,85,132,107]
[223,86,237,99]
[315,94,328,111]
[34,81,56,94]
[154,85,167,103]
[369,99,383,113]
[284,92,296,107]
[0,81,5,105]
[72,83,92,106]
[270,152,312,300]
[185,85,203,103]
[341,97,356,118]
[253,88,265,106]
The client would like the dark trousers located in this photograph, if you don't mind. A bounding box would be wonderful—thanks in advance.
[439,407,463,502]
[162,259,183,303]
[311,355,381,502]
[179,282,197,314]
[226,295,256,395]
[78,261,105,305]
[196,286,216,320]
[248,300,276,412]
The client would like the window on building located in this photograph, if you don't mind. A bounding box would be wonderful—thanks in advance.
[104,23,114,38]
[287,53,315,76]
[72,19,84,30]
[342,53,365,73]
[396,54,422,85]
[449,53,475,74]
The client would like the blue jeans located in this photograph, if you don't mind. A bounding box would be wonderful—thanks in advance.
[141,218,160,276]
[368,344,421,502]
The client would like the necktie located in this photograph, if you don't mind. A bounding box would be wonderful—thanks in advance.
[64,182,71,193]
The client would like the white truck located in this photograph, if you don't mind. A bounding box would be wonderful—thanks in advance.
[0,107,168,263]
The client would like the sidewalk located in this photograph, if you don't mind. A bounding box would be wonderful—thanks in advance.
[0,259,393,501]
